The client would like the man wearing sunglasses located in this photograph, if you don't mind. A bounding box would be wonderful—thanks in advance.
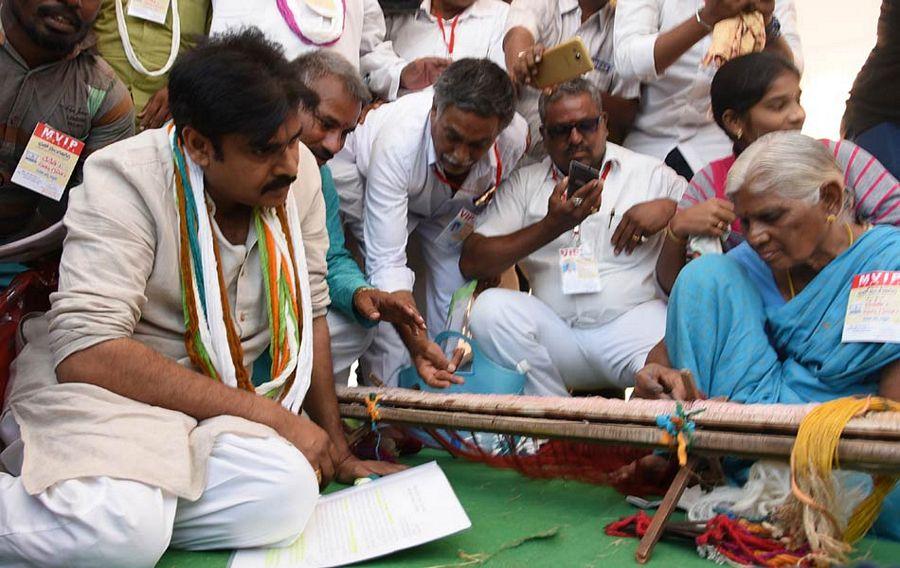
[459,78,685,396]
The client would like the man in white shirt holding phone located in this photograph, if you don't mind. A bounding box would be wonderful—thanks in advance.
[459,79,686,396]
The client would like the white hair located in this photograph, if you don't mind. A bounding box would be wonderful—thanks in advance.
[725,131,849,208]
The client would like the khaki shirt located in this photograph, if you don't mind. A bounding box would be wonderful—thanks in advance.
[2,127,330,498]
[93,0,211,114]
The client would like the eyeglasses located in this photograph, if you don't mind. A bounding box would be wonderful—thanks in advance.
[544,117,602,140]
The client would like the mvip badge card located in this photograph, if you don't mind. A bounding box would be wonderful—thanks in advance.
[11,123,85,201]
[842,271,900,343]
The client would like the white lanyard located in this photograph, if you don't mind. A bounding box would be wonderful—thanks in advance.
[114,0,181,77]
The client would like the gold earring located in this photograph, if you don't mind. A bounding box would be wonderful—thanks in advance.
[826,214,837,223]
[736,129,743,140]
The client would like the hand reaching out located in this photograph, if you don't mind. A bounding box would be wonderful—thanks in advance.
[633,363,705,401]
[353,288,427,337]
[400,57,452,91]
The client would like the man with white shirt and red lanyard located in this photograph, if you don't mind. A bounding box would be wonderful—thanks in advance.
[460,79,686,396]
[330,58,528,387]
[363,0,511,100]
[613,0,802,179]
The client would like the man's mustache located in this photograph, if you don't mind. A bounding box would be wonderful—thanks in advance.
[261,175,297,193]
[565,145,591,155]
[441,155,473,169]
[312,148,333,164]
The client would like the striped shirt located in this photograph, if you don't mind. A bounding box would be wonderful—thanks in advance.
[679,139,899,248]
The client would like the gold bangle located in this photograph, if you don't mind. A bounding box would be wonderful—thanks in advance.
[665,224,687,245]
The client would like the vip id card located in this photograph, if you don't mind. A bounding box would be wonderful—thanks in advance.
[559,245,601,295]
[436,208,476,248]
[10,122,84,201]
[842,271,900,343]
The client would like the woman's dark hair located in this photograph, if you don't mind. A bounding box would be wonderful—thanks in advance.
[710,52,800,151]
[168,28,318,158]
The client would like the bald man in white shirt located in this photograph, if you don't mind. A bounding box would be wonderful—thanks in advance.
[460,79,686,396]
[331,58,528,387]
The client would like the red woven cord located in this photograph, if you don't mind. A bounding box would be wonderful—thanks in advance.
[604,511,653,538]
[697,516,809,567]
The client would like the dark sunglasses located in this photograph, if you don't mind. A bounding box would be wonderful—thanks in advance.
[544,117,602,140]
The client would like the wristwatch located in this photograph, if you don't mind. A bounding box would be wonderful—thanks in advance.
[765,15,782,41]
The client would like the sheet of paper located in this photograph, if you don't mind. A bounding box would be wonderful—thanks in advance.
[229,462,471,568]
[842,271,900,343]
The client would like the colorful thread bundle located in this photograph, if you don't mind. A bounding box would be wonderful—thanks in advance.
[169,124,311,411]
[656,402,705,466]
[695,515,809,567]
[366,393,384,460]
[604,512,809,567]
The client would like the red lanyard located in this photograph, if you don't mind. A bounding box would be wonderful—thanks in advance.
[492,144,502,188]
[435,12,461,56]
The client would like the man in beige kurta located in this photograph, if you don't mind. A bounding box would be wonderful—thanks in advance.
[0,29,399,568]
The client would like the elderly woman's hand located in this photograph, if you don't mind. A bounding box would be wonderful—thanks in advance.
[633,364,705,400]
[669,199,736,240]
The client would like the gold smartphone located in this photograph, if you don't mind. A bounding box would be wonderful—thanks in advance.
[532,37,595,90]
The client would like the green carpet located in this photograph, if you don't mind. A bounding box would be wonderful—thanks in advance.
[157,450,900,568]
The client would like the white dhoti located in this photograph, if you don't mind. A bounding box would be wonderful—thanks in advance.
[468,289,667,396]
[0,316,319,568]
[0,427,318,568]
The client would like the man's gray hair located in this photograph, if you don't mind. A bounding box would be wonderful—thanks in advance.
[538,78,604,123]
[293,50,370,106]
[726,131,850,208]
[433,58,516,128]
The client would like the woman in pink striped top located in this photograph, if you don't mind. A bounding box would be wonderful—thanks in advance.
[656,52,899,294]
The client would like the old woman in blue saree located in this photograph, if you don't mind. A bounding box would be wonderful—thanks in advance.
[635,131,900,538]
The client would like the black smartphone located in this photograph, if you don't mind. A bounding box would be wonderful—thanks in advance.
[567,160,601,198]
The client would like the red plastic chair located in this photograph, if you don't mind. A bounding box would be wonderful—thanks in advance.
[0,267,57,408]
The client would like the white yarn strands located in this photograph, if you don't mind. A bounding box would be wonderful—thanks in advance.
[681,461,870,525]
[115,0,181,77]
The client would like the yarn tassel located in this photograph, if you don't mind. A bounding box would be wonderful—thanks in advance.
[778,396,900,565]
